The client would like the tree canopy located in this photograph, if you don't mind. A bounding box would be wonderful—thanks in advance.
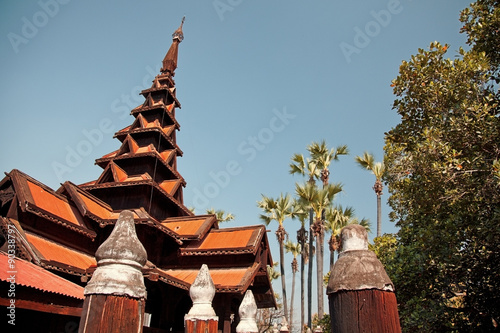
[383,1,500,330]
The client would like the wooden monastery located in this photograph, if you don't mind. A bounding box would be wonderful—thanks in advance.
[0,19,275,333]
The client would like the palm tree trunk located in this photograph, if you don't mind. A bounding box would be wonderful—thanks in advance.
[290,261,296,333]
[316,226,324,319]
[280,240,288,322]
[299,234,305,332]
[307,209,313,328]
[377,193,382,237]
[329,245,334,273]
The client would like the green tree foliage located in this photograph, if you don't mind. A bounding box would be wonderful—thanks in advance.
[384,2,500,329]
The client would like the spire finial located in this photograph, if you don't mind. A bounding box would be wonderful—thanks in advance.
[161,17,185,75]
[172,16,185,42]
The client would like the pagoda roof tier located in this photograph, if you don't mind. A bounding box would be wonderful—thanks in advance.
[155,262,259,294]
[60,181,150,226]
[25,231,97,276]
[159,215,216,241]
[130,103,180,125]
[134,88,181,111]
[180,225,267,256]
[114,113,179,140]
[5,169,96,239]
[0,252,85,301]
[140,75,179,99]
[95,141,184,179]
[82,178,192,220]
[90,162,185,198]
[151,262,275,308]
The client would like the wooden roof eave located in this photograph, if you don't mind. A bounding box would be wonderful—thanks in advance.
[113,126,182,146]
[94,151,185,182]
[160,214,217,241]
[0,217,43,265]
[130,105,181,125]
[24,202,97,239]
[179,225,266,257]
[139,87,181,109]
[60,181,113,221]
[6,170,96,239]
[151,264,260,294]
[81,179,191,216]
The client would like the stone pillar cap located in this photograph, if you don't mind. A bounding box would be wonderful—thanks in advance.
[185,264,218,321]
[84,210,147,298]
[327,224,394,294]
[236,290,258,333]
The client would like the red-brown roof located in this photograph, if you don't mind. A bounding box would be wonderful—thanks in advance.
[7,169,96,239]
[180,225,265,256]
[160,215,215,240]
[0,252,84,299]
[25,232,96,273]
[156,262,260,293]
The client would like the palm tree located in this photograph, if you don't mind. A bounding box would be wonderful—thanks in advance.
[267,262,281,281]
[206,208,235,223]
[289,152,319,328]
[294,202,309,331]
[355,152,385,237]
[290,141,348,324]
[295,182,342,320]
[258,193,298,323]
[284,240,301,333]
[308,141,349,188]
[324,206,371,272]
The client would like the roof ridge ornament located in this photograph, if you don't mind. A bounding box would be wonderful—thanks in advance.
[172,16,185,42]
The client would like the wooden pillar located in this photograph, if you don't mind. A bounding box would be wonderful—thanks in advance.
[236,290,258,333]
[79,210,148,333]
[185,264,218,333]
[326,225,401,333]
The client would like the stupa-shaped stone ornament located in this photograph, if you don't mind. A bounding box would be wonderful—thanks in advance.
[185,264,218,320]
[236,290,258,333]
[84,210,147,298]
[327,224,393,293]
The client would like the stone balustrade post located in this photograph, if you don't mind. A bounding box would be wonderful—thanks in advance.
[79,210,147,333]
[236,290,258,333]
[185,264,218,333]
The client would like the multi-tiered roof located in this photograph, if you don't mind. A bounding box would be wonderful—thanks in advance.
[0,19,275,333]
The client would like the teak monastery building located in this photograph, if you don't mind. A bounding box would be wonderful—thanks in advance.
[0,19,275,333]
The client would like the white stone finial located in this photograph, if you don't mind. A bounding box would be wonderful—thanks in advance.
[185,264,218,320]
[84,210,147,298]
[236,290,258,333]
[273,322,279,333]
[340,224,368,252]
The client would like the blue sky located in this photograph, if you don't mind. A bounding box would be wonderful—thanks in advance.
[0,0,471,327]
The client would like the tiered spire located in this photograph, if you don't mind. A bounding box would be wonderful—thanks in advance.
[81,19,191,220]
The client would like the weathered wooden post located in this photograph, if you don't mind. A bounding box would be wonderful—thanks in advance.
[236,290,258,333]
[185,264,218,333]
[327,224,401,333]
[79,210,147,333]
